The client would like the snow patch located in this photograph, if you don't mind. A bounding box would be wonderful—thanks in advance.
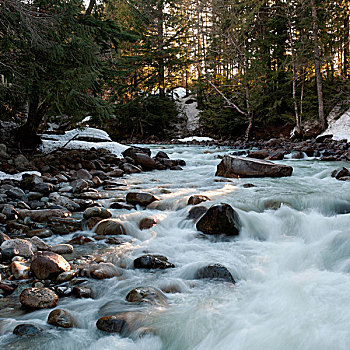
[40,127,128,157]
[177,136,214,142]
[0,171,41,181]
[319,109,350,141]
[42,127,112,142]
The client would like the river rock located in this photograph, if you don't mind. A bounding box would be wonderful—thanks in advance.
[196,203,240,236]
[139,218,156,230]
[31,251,71,280]
[5,187,26,200]
[122,163,142,174]
[32,182,54,195]
[331,167,350,180]
[47,309,75,328]
[17,209,71,222]
[1,239,37,258]
[11,261,30,280]
[0,232,10,245]
[96,313,131,335]
[94,219,125,235]
[26,228,53,238]
[126,286,167,305]
[188,195,210,206]
[133,153,156,171]
[48,217,81,235]
[83,207,112,220]
[50,244,74,255]
[56,270,78,283]
[49,193,80,212]
[13,324,43,337]
[187,206,207,222]
[30,236,51,251]
[248,149,269,159]
[20,287,58,309]
[155,151,169,159]
[80,263,121,279]
[216,155,293,178]
[74,169,92,180]
[134,254,175,269]
[195,264,235,283]
[71,179,89,193]
[72,286,93,298]
[109,202,134,210]
[68,235,93,245]
[126,192,159,206]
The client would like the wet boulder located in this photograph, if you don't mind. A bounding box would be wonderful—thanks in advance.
[26,228,53,238]
[126,286,167,305]
[94,219,125,235]
[72,286,93,298]
[139,218,156,230]
[195,264,235,283]
[11,261,30,280]
[31,251,71,280]
[126,192,159,206]
[48,309,75,328]
[96,313,131,335]
[20,287,58,309]
[155,151,169,159]
[216,155,293,178]
[110,202,135,210]
[196,203,240,236]
[187,206,207,222]
[80,263,121,279]
[188,195,210,206]
[248,149,269,159]
[331,167,350,180]
[50,244,74,255]
[133,153,156,171]
[83,207,112,220]
[13,324,43,337]
[134,254,175,269]
[121,163,142,174]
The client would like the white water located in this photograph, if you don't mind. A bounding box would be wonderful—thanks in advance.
[2,144,350,350]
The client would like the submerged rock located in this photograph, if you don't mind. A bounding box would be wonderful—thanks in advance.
[13,324,43,337]
[196,203,240,236]
[31,251,71,280]
[126,286,167,305]
[216,155,293,178]
[187,195,211,206]
[139,218,156,230]
[47,309,75,328]
[96,313,131,335]
[187,206,207,222]
[80,263,121,279]
[134,255,175,269]
[195,264,235,283]
[331,167,350,180]
[20,287,58,309]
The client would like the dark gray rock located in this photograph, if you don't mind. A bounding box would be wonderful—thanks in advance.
[195,263,235,283]
[134,254,175,269]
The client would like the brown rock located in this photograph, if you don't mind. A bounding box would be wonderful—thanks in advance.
[216,155,293,178]
[20,287,58,309]
[139,218,156,230]
[94,219,125,236]
[188,195,210,206]
[17,209,71,222]
[133,153,156,171]
[31,251,71,280]
[47,309,75,328]
[126,192,158,206]
[126,286,167,305]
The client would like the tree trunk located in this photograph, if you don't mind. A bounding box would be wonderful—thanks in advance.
[344,14,349,78]
[157,0,165,98]
[311,0,327,130]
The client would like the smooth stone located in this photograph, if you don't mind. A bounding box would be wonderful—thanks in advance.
[11,261,30,280]
[56,270,78,283]
[216,155,293,178]
[134,254,175,269]
[26,229,53,238]
[13,324,42,337]
[133,153,156,171]
[80,263,121,279]
[331,167,350,179]
[195,263,235,283]
[96,313,131,335]
[72,286,93,298]
[83,207,112,220]
[187,206,207,222]
[109,202,134,210]
[50,244,74,255]
[139,218,156,230]
[126,192,159,206]
[17,209,71,222]
[188,195,211,205]
[94,219,125,235]
[126,286,167,305]
[47,309,75,328]
[30,236,51,251]
[20,288,58,309]
[196,203,240,236]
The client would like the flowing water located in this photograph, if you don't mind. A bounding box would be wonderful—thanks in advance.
[2,144,350,350]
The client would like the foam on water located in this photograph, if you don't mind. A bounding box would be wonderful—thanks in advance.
[1,144,350,349]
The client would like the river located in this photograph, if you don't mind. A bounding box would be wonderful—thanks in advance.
[1,143,350,350]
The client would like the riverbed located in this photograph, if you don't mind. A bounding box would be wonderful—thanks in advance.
[1,143,350,350]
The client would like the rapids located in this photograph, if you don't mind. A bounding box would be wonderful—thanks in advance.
[1,144,350,350]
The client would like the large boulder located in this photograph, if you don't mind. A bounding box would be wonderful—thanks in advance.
[196,203,240,236]
[31,251,71,280]
[20,287,58,309]
[195,264,235,283]
[13,324,43,337]
[216,155,293,178]
[126,192,158,206]
[133,153,156,171]
[96,313,133,335]
[80,263,121,279]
